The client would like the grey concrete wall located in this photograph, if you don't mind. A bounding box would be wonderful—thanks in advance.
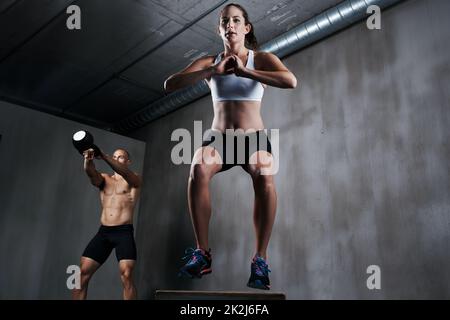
[0,101,146,299]
[131,0,450,299]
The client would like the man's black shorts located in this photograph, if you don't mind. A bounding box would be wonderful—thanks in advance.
[82,224,137,264]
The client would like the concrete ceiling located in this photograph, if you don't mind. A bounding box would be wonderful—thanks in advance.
[0,0,342,130]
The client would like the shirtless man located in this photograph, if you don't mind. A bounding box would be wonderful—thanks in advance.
[72,148,141,300]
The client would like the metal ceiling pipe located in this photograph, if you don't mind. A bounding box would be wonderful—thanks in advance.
[115,0,404,133]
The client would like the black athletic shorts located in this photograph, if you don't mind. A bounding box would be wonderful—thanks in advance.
[201,129,272,172]
[82,224,137,264]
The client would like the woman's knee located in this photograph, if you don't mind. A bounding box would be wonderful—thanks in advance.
[248,151,277,175]
[190,162,218,182]
[189,147,222,181]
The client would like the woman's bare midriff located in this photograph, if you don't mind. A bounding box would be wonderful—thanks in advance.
[211,100,264,132]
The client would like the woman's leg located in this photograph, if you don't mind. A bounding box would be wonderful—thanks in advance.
[246,151,277,259]
[179,146,223,278]
[244,150,276,289]
[188,146,223,251]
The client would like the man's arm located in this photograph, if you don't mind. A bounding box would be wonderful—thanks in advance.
[83,149,105,188]
[101,153,141,188]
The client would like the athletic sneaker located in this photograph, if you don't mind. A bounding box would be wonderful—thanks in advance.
[178,248,212,278]
[247,255,271,290]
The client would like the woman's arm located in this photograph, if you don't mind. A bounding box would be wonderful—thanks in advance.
[233,52,297,89]
[164,54,239,93]
[163,56,215,93]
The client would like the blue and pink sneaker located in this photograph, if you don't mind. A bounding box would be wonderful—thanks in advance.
[247,255,271,290]
[178,248,212,278]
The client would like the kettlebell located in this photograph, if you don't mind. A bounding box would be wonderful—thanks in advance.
[72,130,101,157]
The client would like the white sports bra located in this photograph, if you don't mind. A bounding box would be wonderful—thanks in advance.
[209,50,264,102]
